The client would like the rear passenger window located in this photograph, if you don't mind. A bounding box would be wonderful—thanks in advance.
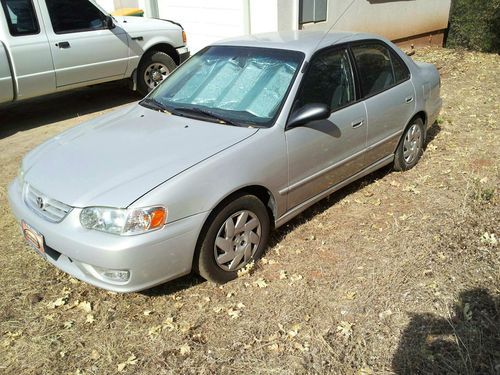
[391,51,410,83]
[352,43,396,97]
[46,0,106,34]
[1,0,40,36]
[296,48,355,111]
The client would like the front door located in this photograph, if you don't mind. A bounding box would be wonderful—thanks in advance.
[40,0,129,87]
[285,47,368,209]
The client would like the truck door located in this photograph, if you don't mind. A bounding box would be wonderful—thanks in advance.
[0,41,14,103]
[40,0,129,87]
[0,0,55,100]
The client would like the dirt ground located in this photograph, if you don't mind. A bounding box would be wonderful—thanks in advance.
[0,48,498,375]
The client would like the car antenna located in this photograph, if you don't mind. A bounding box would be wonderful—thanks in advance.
[314,0,357,50]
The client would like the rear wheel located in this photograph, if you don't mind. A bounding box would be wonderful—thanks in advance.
[394,118,425,171]
[137,51,176,95]
[195,195,270,284]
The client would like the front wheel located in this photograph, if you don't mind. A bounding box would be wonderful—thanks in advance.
[195,195,271,284]
[137,51,177,95]
[394,118,425,171]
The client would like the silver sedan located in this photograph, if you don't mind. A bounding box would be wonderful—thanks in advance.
[8,31,442,292]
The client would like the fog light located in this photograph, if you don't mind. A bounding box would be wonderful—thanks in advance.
[95,267,130,282]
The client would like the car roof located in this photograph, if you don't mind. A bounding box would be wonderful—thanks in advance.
[212,31,385,56]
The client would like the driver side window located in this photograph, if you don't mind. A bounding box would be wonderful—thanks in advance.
[45,0,106,34]
[297,48,355,111]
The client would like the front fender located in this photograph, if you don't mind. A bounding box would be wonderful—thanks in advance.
[132,127,288,225]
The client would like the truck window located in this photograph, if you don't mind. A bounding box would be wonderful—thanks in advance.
[1,0,40,36]
[45,0,106,34]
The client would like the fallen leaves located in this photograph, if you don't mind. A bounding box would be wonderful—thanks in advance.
[47,296,68,309]
[117,355,137,372]
[228,308,241,319]
[336,321,354,339]
[254,278,268,288]
[179,344,191,355]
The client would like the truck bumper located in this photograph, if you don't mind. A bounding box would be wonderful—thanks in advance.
[176,46,190,64]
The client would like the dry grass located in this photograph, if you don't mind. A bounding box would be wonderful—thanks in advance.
[0,48,498,375]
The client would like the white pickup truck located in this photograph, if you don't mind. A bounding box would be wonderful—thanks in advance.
[0,0,190,104]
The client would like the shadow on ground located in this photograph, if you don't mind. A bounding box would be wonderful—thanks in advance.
[0,81,140,139]
[393,288,500,375]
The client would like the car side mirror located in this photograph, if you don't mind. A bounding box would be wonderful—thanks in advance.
[105,16,115,29]
[287,103,330,129]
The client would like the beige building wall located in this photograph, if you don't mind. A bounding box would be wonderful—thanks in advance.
[96,0,452,51]
[301,0,451,46]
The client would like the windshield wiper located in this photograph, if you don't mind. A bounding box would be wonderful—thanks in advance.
[140,98,170,113]
[173,107,242,126]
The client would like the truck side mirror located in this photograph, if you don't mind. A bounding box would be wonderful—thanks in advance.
[105,16,115,29]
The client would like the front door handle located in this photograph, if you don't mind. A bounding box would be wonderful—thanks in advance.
[405,96,414,103]
[351,119,364,128]
[56,41,71,49]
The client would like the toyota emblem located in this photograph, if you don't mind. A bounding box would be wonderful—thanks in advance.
[36,196,44,209]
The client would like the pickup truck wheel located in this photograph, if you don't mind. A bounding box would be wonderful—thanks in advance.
[195,195,270,284]
[137,51,176,95]
[394,118,425,171]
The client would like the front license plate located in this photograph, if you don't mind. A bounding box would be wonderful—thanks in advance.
[21,220,46,258]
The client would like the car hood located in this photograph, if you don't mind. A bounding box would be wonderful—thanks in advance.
[23,104,258,208]
[115,16,181,33]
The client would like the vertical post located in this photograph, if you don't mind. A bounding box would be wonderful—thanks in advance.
[243,0,251,34]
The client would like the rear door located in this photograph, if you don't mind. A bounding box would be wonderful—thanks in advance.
[351,42,415,165]
[0,0,55,100]
[40,0,129,87]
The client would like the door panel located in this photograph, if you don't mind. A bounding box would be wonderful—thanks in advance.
[286,102,368,209]
[0,42,14,102]
[41,0,129,87]
[48,28,129,87]
[364,80,415,165]
[285,47,368,209]
[351,42,416,165]
[1,0,55,99]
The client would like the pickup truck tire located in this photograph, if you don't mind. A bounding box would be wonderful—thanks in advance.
[137,51,177,95]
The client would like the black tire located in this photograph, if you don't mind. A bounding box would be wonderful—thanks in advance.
[137,51,177,95]
[394,117,425,171]
[195,194,271,284]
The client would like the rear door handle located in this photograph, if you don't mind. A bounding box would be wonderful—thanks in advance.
[405,96,414,103]
[351,119,364,128]
[56,41,70,49]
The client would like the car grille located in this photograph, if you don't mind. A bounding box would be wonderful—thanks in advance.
[24,184,72,223]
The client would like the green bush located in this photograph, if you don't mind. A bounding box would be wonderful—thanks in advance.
[446,0,500,53]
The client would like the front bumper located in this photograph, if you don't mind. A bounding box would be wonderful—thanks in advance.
[176,46,190,64]
[8,178,206,292]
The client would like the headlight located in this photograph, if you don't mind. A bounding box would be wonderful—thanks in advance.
[80,206,167,236]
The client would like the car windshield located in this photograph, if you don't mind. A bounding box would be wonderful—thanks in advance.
[147,46,304,127]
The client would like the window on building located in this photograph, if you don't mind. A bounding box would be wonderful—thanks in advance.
[296,48,355,111]
[1,0,40,36]
[46,0,107,34]
[299,0,327,25]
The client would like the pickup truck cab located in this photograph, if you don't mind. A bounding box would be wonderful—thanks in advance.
[0,0,189,104]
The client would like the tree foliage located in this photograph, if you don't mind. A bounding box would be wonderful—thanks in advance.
[446,0,500,53]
